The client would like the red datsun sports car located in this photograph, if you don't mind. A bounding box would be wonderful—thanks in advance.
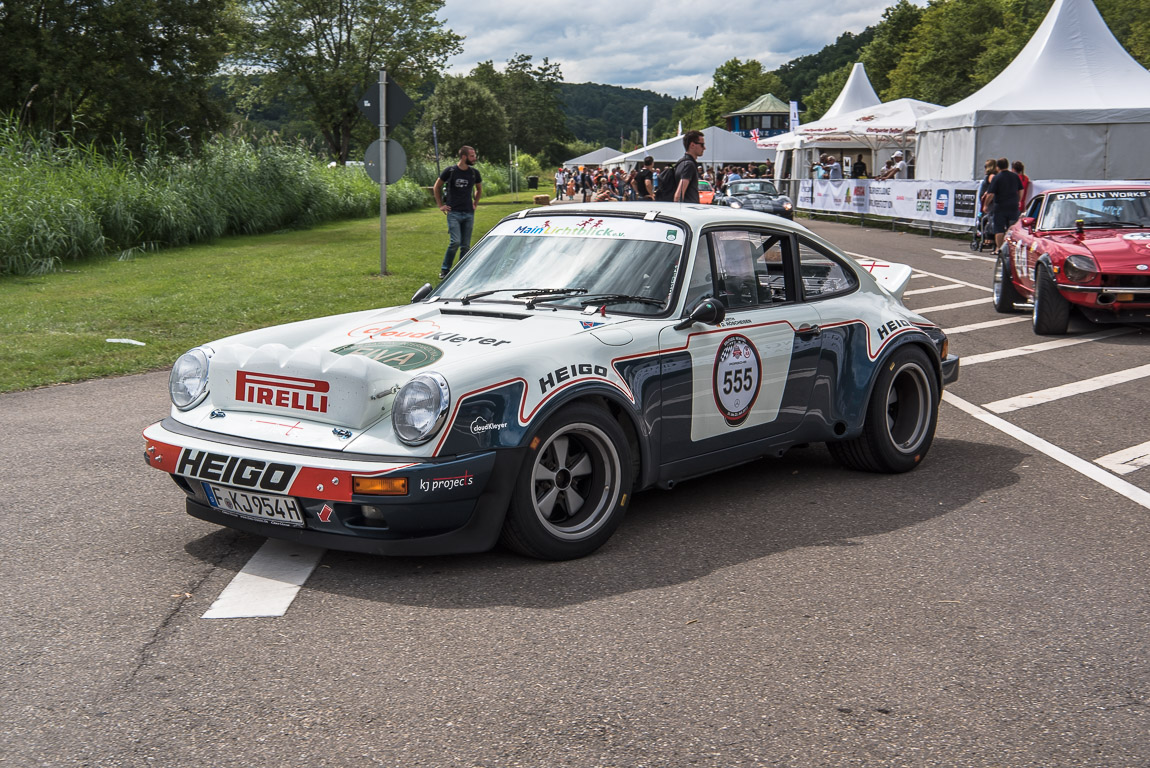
[994,184,1150,334]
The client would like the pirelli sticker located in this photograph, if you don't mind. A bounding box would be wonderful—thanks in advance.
[713,334,761,426]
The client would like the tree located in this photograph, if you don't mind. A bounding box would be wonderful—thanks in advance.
[884,0,1009,104]
[699,58,788,127]
[241,0,462,162]
[0,0,240,147]
[858,0,926,98]
[416,75,508,161]
[466,54,572,155]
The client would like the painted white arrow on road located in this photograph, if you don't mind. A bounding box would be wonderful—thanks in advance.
[932,248,996,262]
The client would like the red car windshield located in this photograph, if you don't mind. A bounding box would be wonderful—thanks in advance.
[1040,189,1150,229]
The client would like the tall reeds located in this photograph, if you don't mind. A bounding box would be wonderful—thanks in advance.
[0,120,429,276]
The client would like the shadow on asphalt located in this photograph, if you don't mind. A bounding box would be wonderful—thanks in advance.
[184,437,1023,609]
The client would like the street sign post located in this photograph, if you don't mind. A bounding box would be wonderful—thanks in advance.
[357,71,414,275]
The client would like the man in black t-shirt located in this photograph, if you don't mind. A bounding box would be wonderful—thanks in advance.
[433,146,483,279]
[633,155,655,200]
[986,157,1022,249]
[673,130,705,204]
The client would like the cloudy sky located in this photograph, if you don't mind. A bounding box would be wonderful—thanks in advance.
[437,0,922,97]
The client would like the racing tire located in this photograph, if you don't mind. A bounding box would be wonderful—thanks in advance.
[992,249,1024,314]
[1032,264,1070,335]
[827,346,939,474]
[500,403,632,560]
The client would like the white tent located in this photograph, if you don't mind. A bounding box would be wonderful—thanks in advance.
[563,147,625,169]
[915,0,1150,181]
[821,63,881,120]
[599,126,774,169]
[762,98,941,179]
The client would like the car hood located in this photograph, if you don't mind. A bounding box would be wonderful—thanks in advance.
[187,303,638,437]
[1075,231,1150,270]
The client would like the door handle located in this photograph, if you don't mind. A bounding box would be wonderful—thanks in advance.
[797,323,821,338]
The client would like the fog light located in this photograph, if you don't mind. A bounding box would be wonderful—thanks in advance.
[353,476,408,495]
[1114,293,1134,302]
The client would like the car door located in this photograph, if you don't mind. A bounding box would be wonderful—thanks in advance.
[658,226,824,463]
[1008,194,1045,293]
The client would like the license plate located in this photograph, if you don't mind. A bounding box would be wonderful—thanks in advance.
[202,483,304,527]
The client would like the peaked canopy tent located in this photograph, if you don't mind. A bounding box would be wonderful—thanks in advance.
[821,63,881,120]
[760,98,941,179]
[915,0,1150,181]
[598,126,775,169]
[562,147,626,169]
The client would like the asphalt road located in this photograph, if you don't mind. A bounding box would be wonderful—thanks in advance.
[2,219,1148,768]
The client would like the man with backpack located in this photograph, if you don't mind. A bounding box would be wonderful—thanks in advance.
[633,156,656,201]
[672,130,705,203]
[433,145,483,280]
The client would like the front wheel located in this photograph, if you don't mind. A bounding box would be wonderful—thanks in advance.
[1032,264,1070,335]
[828,346,940,473]
[992,248,1024,313]
[500,404,632,560]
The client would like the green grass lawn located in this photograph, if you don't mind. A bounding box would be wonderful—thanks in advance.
[0,193,537,393]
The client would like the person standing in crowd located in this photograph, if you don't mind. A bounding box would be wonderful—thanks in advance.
[977,158,997,249]
[852,153,867,178]
[433,145,482,280]
[581,167,593,202]
[1013,160,1030,212]
[890,151,907,179]
[554,167,566,201]
[986,157,1023,249]
[673,130,705,203]
[827,155,843,179]
[727,166,742,183]
[633,155,655,200]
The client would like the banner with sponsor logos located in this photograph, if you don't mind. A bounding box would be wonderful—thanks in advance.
[799,179,981,226]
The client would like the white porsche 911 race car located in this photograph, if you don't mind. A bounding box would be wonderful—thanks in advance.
[144,202,959,560]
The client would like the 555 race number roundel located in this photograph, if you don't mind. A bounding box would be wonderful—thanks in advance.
[713,334,762,426]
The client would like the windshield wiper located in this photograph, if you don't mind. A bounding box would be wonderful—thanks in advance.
[579,294,666,309]
[456,287,585,305]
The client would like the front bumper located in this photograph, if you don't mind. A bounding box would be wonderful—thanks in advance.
[144,419,525,555]
[941,354,960,387]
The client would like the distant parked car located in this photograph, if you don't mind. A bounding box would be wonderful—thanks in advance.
[994,184,1150,334]
[713,179,794,219]
[145,202,957,561]
[698,179,715,205]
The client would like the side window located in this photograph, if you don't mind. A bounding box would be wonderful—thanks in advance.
[796,237,858,300]
[1026,195,1043,221]
[682,229,796,313]
[712,231,762,309]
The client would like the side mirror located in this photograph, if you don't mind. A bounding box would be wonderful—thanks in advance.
[674,296,727,331]
[1021,216,1036,234]
[410,283,433,303]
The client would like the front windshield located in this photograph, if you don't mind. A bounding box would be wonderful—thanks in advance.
[1040,189,1150,229]
[435,215,686,315]
[730,181,779,197]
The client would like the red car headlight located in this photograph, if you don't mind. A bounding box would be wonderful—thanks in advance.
[1061,254,1098,283]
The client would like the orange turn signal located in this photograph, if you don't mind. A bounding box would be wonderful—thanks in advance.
[353,476,408,496]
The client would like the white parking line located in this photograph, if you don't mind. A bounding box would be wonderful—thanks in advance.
[961,328,1135,366]
[983,362,1150,414]
[1096,441,1150,476]
[943,316,1030,335]
[943,392,1150,511]
[915,297,992,314]
[202,539,326,619]
[904,284,963,297]
[843,254,993,294]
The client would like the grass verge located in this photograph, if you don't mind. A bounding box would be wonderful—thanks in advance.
[0,192,538,393]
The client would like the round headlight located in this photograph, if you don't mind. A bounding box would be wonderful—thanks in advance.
[169,347,212,410]
[392,373,450,445]
[728,200,743,209]
[1062,253,1098,283]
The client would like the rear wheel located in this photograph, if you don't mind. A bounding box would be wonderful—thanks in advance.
[992,248,1024,313]
[828,346,939,473]
[500,404,632,560]
[1032,264,1070,335]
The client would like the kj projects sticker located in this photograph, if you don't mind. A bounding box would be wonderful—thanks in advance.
[330,341,443,371]
[712,334,762,426]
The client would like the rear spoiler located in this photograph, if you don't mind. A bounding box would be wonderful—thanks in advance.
[855,257,913,302]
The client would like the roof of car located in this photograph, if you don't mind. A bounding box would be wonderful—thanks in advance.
[1039,183,1150,194]
[516,201,809,232]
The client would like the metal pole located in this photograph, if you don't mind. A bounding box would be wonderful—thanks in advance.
[379,69,388,275]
